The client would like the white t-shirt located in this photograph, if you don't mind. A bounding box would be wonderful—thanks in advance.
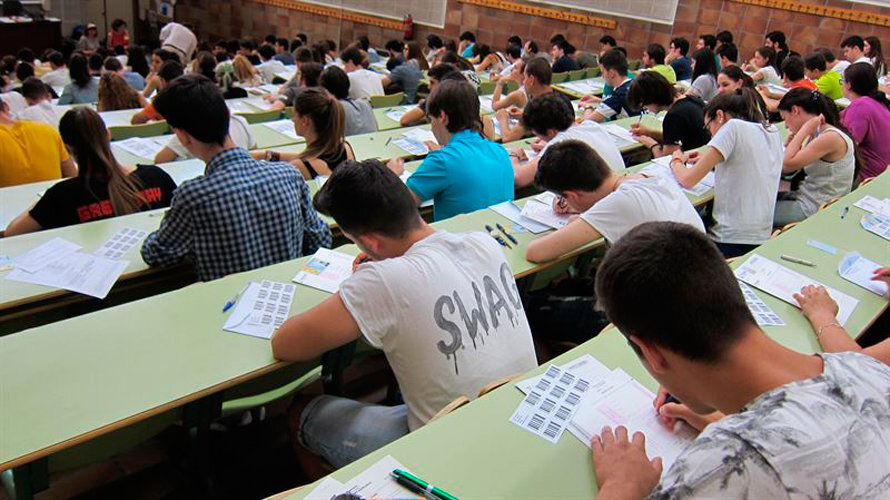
[339,231,538,431]
[580,175,705,243]
[757,65,783,86]
[854,56,873,65]
[166,115,255,159]
[18,101,63,128]
[257,59,287,84]
[708,119,782,245]
[41,68,71,88]
[541,120,626,172]
[651,352,890,499]
[347,69,385,100]
[832,60,851,77]
[1,92,28,117]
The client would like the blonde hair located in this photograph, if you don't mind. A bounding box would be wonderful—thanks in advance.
[232,55,261,85]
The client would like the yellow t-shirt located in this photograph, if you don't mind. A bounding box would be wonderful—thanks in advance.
[816,72,844,100]
[648,64,678,84]
[0,121,69,188]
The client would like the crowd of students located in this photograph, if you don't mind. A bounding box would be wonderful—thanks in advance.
[1,21,890,498]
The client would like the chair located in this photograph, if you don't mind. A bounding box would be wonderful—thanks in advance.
[283,106,295,119]
[551,72,569,84]
[477,373,522,397]
[568,69,588,81]
[108,120,170,141]
[428,395,471,423]
[586,67,601,78]
[236,109,283,124]
[818,196,842,211]
[859,176,877,187]
[770,222,799,239]
[370,92,405,108]
[627,59,642,70]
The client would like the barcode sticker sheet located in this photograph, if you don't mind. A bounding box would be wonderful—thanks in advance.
[94,228,148,260]
[510,365,590,443]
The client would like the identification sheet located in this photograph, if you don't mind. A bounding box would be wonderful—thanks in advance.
[739,281,785,326]
[94,227,147,260]
[510,364,591,443]
[384,106,410,123]
[839,252,889,296]
[292,248,354,293]
[13,237,81,273]
[489,201,552,234]
[263,119,300,140]
[114,137,168,160]
[6,252,128,299]
[645,157,716,197]
[223,280,295,339]
[861,213,890,241]
[603,124,638,149]
[303,455,416,499]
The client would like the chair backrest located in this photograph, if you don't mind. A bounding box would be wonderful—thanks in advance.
[568,69,588,81]
[477,373,522,397]
[627,59,642,71]
[586,67,601,78]
[428,395,470,423]
[551,72,569,84]
[283,106,295,119]
[770,222,799,239]
[370,92,405,108]
[109,120,170,141]
[818,195,842,211]
[236,109,283,124]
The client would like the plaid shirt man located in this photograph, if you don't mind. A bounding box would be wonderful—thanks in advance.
[141,147,331,281]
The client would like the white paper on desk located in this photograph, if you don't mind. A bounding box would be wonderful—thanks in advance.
[292,248,354,293]
[114,137,167,160]
[520,200,572,230]
[861,213,890,241]
[735,254,859,325]
[257,84,280,94]
[765,83,789,95]
[569,372,696,474]
[853,195,890,217]
[384,106,409,122]
[516,354,612,394]
[489,201,551,234]
[604,124,638,148]
[263,119,300,140]
[479,95,494,113]
[301,477,345,500]
[839,252,889,297]
[739,281,785,326]
[403,128,437,144]
[247,98,277,111]
[534,191,557,206]
[645,157,715,197]
[5,252,128,299]
[223,280,296,339]
[392,137,429,156]
[227,100,257,114]
[334,455,416,498]
[13,237,81,273]
[492,118,518,137]
[94,227,147,261]
[510,364,592,443]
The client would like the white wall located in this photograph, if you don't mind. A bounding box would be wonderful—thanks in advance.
[48,0,135,41]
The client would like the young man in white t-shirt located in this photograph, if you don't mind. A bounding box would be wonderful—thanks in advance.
[153,114,256,163]
[510,93,624,188]
[341,46,384,100]
[17,77,63,127]
[587,221,890,500]
[272,159,538,468]
[841,35,872,66]
[40,51,71,88]
[525,140,704,263]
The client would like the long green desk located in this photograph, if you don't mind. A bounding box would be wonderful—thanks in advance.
[553,77,606,99]
[285,171,890,500]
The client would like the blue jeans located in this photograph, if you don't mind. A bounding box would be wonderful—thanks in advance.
[298,395,409,468]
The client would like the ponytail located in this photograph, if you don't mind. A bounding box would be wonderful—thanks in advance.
[295,87,345,161]
[704,87,769,127]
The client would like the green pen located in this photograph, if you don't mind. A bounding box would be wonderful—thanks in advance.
[391,469,459,500]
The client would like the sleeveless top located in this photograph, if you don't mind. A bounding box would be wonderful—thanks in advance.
[797,126,855,216]
[300,142,351,179]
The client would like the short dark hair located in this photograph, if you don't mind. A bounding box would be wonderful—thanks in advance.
[524,57,552,85]
[276,38,289,50]
[300,62,323,87]
[47,50,66,67]
[716,43,738,63]
[426,79,483,134]
[595,222,755,362]
[357,35,370,51]
[240,39,256,50]
[158,60,184,82]
[297,33,308,44]
[153,74,230,145]
[716,30,733,45]
[550,33,566,45]
[313,159,422,238]
[384,39,403,53]
[699,34,717,50]
[427,34,443,49]
[88,52,104,71]
[505,44,521,59]
[803,51,827,71]
[781,55,806,81]
[766,30,786,47]
[536,140,612,193]
[111,18,126,30]
[69,53,91,87]
[294,47,314,64]
[258,44,275,61]
[815,47,836,63]
[459,31,476,43]
[103,56,123,72]
[15,61,34,81]
[340,46,363,65]
[427,63,457,82]
[21,77,49,100]
[153,48,179,63]
[114,45,126,56]
[508,36,522,46]
[522,93,575,136]
[265,34,277,44]
[320,65,349,99]
[841,35,865,51]
[645,43,666,65]
[627,70,676,110]
[599,35,616,46]
[670,37,689,56]
[599,49,628,74]
[17,48,35,63]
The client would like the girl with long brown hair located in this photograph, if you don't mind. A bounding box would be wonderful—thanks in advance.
[97,72,146,111]
[5,107,177,235]
[252,88,353,180]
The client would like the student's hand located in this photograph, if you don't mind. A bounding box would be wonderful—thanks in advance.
[629,124,652,137]
[424,140,442,151]
[671,149,690,165]
[635,135,657,148]
[873,268,890,289]
[510,148,528,162]
[591,426,662,499]
[529,138,546,152]
[800,114,826,139]
[507,106,523,119]
[250,150,266,161]
[579,95,602,106]
[352,252,372,272]
[495,108,509,121]
[262,93,277,103]
[653,387,723,432]
[794,285,839,328]
[386,157,405,175]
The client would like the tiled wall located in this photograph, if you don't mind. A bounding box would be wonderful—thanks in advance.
[175,0,890,64]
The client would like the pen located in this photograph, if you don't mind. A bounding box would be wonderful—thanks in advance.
[780,254,816,267]
[385,136,392,146]
[391,470,460,500]
[484,225,512,249]
[495,222,518,245]
[222,284,249,313]
[840,206,849,219]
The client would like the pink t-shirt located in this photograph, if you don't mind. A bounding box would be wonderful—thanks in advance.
[841,96,890,180]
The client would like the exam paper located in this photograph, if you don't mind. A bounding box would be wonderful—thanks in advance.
[510,364,591,443]
[604,124,638,148]
[735,254,859,325]
[645,157,716,197]
[516,354,612,394]
[263,119,300,140]
[223,280,295,339]
[861,213,890,241]
[839,252,888,297]
[94,227,147,260]
[292,248,354,293]
[853,195,890,217]
[227,100,258,114]
[5,252,128,299]
[402,128,437,144]
[739,281,785,326]
[479,95,494,113]
[392,137,429,156]
[327,455,416,498]
[114,137,168,160]
[489,201,551,234]
[520,200,572,230]
[384,106,409,122]
[301,477,345,500]
[13,237,81,273]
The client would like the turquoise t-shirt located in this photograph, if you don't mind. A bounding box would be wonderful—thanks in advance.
[406,129,514,221]
[461,43,475,59]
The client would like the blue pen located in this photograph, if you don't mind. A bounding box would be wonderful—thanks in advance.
[222,284,248,313]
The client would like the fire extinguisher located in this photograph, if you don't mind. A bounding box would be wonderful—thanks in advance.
[403,14,414,40]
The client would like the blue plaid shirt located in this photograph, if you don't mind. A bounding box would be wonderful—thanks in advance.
[141,147,332,281]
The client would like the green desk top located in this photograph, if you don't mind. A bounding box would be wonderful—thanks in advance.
[554,77,607,98]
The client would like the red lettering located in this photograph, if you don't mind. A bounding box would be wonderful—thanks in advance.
[77,205,92,222]
[89,203,103,218]
[100,200,114,216]
[141,187,162,203]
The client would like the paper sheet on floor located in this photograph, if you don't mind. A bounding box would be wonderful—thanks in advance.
[223,280,295,339]
[94,228,147,260]
[292,248,354,293]
[839,252,889,296]
[735,254,858,325]
[5,252,128,299]
[13,237,81,273]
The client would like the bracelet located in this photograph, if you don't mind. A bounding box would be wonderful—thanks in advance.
[649,144,660,154]
[268,151,280,162]
[816,322,843,339]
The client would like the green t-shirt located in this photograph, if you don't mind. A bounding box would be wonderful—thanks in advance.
[648,64,677,84]
[816,72,843,100]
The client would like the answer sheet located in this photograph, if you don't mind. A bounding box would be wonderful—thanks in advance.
[222,280,295,339]
[739,281,785,326]
[489,201,551,234]
[853,195,890,217]
[735,254,859,325]
[384,106,410,122]
[6,252,128,299]
[510,364,592,443]
[303,455,416,499]
[861,213,890,241]
[520,200,572,230]
[94,227,147,260]
[263,119,300,140]
[292,248,354,293]
[478,95,494,113]
[603,124,638,149]
[13,237,81,273]
[516,354,612,394]
[645,157,716,197]
[839,252,889,296]
[392,137,429,156]
[114,137,168,160]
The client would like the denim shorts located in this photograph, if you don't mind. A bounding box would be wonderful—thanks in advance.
[298,395,410,468]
